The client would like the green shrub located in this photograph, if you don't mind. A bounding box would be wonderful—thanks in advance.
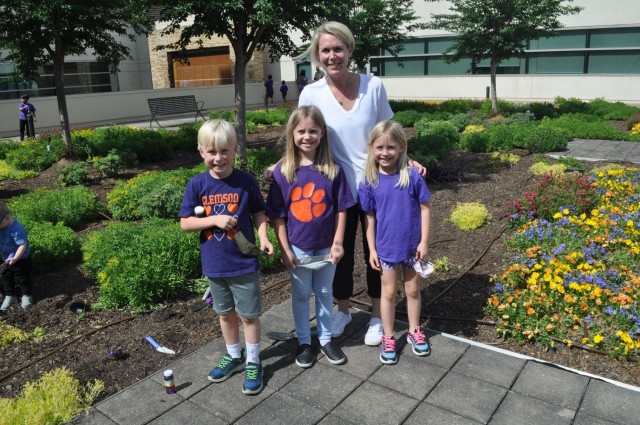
[58,162,89,186]
[246,120,257,134]
[440,98,481,114]
[485,123,531,151]
[258,225,282,271]
[555,96,588,115]
[505,111,535,125]
[209,109,235,121]
[107,167,202,220]
[448,113,476,132]
[173,122,201,151]
[556,156,586,171]
[0,367,103,425]
[93,149,123,178]
[520,126,569,153]
[416,111,453,123]
[73,126,172,163]
[82,219,201,310]
[528,102,559,120]
[8,186,99,229]
[540,113,630,140]
[0,140,22,160]
[480,99,522,115]
[26,221,82,272]
[388,100,440,113]
[459,129,489,152]
[411,121,459,159]
[5,138,65,172]
[586,98,640,120]
[246,108,290,125]
[450,203,491,231]
[393,110,424,127]
[0,160,37,180]
[237,147,283,186]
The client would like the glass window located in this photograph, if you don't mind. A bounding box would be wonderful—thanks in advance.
[529,30,586,50]
[588,51,640,73]
[428,38,454,54]
[590,28,640,48]
[527,52,585,74]
[382,58,425,76]
[428,57,473,75]
[384,40,425,56]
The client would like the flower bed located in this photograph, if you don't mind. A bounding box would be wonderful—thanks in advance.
[486,168,640,358]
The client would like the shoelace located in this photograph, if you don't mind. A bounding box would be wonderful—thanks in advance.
[410,330,426,345]
[245,366,259,380]
[382,337,396,352]
[216,355,234,369]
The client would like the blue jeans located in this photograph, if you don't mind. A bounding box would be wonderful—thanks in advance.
[289,246,336,345]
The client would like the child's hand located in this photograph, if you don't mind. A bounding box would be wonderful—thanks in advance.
[214,215,237,230]
[263,164,276,183]
[369,251,381,272]
[330,242,344,263]
[281,249,297,269]
[260,240,275,257]
[416,242,429,261]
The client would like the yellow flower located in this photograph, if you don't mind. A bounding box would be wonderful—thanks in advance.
[593,334,604,344]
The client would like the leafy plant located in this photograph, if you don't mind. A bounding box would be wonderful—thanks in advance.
[528,101,559,120]
[0,323,29,348]
[587,98,640,120]
[556,156,585,171]
[93,149,123,178]
[450,202,491,231]
[393,110,424,127]
[58,162,89,186]
[0,367,103,425]
[8,186,100,229]
[540,113,630,141]
[82,219,201,311]
[107,167,202,220]
[26,221,82,272]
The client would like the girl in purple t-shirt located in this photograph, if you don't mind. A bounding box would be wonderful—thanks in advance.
[267,106,355,368]
[358,120,432,365]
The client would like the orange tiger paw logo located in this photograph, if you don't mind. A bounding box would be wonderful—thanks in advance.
[290,182,326,222]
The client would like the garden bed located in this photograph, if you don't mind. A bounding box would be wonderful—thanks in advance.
[1,125,639,409]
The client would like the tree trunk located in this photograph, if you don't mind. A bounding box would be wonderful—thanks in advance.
[53,42,72,155]
[233,51,247,161]
[490,58,498,114]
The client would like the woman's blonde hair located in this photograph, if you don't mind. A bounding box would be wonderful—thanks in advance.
[281,106,338,183]
[308,21,356,69]
[197,119,237,152]
[363,120,410,188]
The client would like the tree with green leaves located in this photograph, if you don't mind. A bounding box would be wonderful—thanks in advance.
[320,0,429,72]
[157,2,326,160]
[426,0,582,113]
[0,1,155,153]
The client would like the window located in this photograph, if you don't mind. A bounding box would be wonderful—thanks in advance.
[168,47,232,88]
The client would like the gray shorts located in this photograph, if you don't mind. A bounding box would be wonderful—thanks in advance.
[208,270,262,319]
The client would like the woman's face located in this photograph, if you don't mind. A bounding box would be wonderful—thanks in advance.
[318,33,351,78]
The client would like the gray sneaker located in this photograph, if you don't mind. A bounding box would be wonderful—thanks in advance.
[1,296,17,311]
[21,295,33,309]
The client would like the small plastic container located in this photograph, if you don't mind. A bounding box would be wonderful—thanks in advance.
[163,369,176,394]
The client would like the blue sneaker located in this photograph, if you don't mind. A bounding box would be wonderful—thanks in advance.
[242,362,264,395]
[379,335,398,365]
[208,349,246,382]
[407,327,430,356]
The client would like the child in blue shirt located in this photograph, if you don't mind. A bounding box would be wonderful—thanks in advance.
[179,119,274,395]
[280,81,289,105]
[0,202,33,312]
[18,94,36,141]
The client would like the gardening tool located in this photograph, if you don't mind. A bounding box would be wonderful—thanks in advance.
[145,335,176,355]
[191,287,212,312]
[266,328,318,341]
[234,230,266,256]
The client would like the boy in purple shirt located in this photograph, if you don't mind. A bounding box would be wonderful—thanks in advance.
[18,94,36,141]
[180,119,274,395]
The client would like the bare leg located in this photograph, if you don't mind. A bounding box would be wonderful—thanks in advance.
[403,269,422,331]
[241,317,261,345]
[380,269,400,337]
[219,311,240,345]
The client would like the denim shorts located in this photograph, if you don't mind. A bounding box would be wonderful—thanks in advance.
[208,270,262,319]
[379,257,418,271]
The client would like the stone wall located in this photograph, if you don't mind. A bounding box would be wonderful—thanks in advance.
[147,28,264,89]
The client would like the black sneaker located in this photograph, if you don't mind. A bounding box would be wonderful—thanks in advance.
[295,344,314,368]
[319,341,346,365]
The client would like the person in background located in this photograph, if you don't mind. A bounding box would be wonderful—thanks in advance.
[267,106,354,368]
[264,74,275,107]
[18,94,36,141]
[280,80,289,105]
[313,66,325,81]
[359,120,432,365]
[0,202,33,313]
[179,119,274,395]
[296,70,308,93]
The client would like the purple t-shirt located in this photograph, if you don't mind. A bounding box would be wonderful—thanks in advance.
[358,168,431,262]
[179,169,266,278]
[19,102,35,120]
[266,163,355,250]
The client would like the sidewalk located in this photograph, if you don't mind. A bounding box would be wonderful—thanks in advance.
[74,299,640,425]
[547,138,640,164]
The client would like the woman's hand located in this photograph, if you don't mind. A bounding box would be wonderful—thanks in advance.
[408,158,426,176]
[263,163,276,184]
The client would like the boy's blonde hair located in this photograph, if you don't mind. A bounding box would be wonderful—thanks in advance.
[363,120,410,189]
[197,119,237,152]
[308,21,356,69]
[281,106,338,183]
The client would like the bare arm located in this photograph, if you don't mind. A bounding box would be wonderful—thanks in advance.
[180,214,237,233]
[253,211,274,256]
[364,212,380,271]
[271,217,296,268]
[330,210,347,263]
[7,244,26,265]
[416,202,431,260]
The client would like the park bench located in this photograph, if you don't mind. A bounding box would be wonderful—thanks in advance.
[147,95,206,128]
